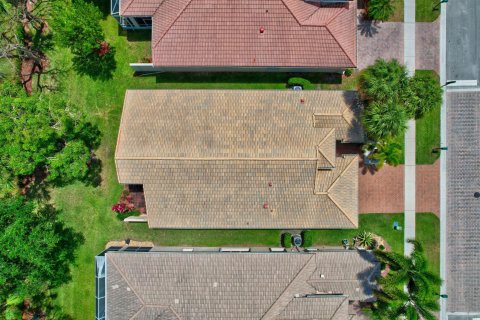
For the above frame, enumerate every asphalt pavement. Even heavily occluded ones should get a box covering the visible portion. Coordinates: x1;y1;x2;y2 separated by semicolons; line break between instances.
446;0;480;85
446;91;480;318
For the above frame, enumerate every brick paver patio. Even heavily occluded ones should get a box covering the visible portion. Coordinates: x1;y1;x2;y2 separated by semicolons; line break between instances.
358;161;439;214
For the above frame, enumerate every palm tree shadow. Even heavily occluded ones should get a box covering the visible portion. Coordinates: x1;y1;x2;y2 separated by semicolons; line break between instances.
358;13;381;38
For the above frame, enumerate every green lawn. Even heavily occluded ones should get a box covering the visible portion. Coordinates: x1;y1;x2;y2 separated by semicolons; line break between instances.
390;0;405;22
416;213;440;289
416;0;441;22
311;213;405;253
416;70;441;165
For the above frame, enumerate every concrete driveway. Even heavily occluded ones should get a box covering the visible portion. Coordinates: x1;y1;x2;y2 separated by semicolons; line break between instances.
357;15;404;69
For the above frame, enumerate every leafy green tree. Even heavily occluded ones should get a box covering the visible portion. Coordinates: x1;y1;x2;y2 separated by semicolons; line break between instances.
359;59;410;103
0;82;101;193
367;0;395;21
362;100;408;140
53;0;116;79
407;71;443;119
367;239;442;319
0;197;84;309
371;139;403;169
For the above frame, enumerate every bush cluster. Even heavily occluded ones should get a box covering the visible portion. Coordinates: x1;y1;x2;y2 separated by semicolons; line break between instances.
282;232;292;248
287;77;314;90
301;230;313;247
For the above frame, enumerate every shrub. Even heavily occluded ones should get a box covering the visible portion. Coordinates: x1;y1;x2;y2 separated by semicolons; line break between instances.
371;139;403;170
359;59;410;103
356;230;374;248
112;203;127;213
116;210;141;221
367;0;395;21
282;232;292;248
287;77;314;90
301;230;313;247
362;100;408;140
344;68;353;77
407;71;442;119
379;244;385;251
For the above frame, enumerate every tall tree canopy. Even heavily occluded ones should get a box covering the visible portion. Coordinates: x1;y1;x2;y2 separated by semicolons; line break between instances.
53;0;116;79
0;82;100;194
407;71;443;119
0;196;84;305
367;239;442;319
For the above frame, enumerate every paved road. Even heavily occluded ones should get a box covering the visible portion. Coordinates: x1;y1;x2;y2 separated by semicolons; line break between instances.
446;91;480;318
446;0;480;84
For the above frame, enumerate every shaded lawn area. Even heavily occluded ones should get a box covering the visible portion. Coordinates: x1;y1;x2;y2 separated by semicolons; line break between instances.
416;0;441;22
416;213;440;291
416;70;440;164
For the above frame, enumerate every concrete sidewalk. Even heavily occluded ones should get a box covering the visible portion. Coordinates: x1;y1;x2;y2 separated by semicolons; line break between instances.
403;0;416;256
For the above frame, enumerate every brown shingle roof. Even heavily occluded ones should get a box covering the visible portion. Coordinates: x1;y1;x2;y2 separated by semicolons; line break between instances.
120;0;357;68
105;250;379;320
115;90;363;229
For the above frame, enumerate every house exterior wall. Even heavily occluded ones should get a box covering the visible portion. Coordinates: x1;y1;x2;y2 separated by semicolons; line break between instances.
130;63;346;74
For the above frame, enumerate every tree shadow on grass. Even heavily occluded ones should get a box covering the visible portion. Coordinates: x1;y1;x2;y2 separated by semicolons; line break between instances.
151;72;342;87
82;157;103;188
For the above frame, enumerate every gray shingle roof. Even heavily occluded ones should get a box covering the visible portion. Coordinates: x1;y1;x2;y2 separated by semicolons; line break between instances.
115;90;363;229
105;251;378;320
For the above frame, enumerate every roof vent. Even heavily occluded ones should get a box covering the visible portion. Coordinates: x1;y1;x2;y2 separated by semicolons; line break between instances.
259;27;265;33
300;98;305;103
263;203;269;209
320;274;325;279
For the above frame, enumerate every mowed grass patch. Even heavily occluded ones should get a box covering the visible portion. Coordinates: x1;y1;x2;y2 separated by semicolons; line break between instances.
389;0;404;22
416;0;441;22
416;70;441;164
311;213;405;254
416;213;440;290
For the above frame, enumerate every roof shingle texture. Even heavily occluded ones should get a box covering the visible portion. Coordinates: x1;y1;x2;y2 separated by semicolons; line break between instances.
105;251;379;320
120;0;357;68
115;90;362;229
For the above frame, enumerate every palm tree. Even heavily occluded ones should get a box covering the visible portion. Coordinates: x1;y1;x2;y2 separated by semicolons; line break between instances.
367;0;395;22
367;239;442;319
362;100;408;141
359;59;409;103
356;230;374;248
368;284;440;320
371;139;403;170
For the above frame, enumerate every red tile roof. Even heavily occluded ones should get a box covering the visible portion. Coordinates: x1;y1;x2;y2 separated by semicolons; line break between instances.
121;0;357;68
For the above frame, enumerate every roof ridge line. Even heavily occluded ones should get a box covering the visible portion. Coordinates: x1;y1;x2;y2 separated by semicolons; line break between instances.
327;193;356;227
325;24;356;67
316;129;336;167
116;157;320;161
108;255;146;306
152;0;195;49
324;6;356;67
324;5;346;26
129;305;145;320
326;156;357;193
261;255;316;319
279;0;305;26
330;296;349;319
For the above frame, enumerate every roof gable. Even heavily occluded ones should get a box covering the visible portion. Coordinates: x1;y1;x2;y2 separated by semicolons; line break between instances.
105;251;378;320
121;0;357;68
